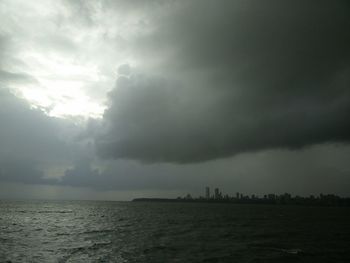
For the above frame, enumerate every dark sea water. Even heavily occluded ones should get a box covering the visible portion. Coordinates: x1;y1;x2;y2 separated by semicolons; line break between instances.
0;200;350;262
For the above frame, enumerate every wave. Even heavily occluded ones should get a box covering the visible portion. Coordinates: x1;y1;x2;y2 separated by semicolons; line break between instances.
38;210;73;214
81;229;115;235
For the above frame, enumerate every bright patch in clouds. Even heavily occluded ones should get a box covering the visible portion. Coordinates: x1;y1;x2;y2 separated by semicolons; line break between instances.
18;51;105;118
16;54;106;118
0;0;146;119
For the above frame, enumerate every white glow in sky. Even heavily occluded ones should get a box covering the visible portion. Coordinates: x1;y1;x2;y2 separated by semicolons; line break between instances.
17;51;106;118
0;0;147;118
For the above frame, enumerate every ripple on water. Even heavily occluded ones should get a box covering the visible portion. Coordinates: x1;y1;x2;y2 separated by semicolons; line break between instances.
1;201;350;262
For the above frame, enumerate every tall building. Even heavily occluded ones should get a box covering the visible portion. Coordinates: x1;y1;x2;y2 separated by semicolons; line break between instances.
214;188;221;199
205;187;210;199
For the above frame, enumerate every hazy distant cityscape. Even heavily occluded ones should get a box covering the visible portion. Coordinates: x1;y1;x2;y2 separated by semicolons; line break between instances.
133;187;350;207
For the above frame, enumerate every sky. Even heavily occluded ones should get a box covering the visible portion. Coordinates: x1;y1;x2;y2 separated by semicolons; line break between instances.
0;0;349;200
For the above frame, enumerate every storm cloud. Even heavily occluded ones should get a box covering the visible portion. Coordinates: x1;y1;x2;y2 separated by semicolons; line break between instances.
0;0;350;199
97;0;350;163
0;89;83;185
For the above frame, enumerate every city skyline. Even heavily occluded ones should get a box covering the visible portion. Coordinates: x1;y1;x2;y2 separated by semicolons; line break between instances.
134;186;350;207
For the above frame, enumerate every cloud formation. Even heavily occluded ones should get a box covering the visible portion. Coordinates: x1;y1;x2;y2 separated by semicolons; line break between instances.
97;1;350;163
0;89;84;184
0;1;350;199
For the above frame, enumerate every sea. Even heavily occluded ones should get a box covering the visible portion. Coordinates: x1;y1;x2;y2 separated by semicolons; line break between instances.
0;200;349;262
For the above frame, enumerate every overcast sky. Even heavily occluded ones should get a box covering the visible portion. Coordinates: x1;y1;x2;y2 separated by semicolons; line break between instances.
0;0;349;200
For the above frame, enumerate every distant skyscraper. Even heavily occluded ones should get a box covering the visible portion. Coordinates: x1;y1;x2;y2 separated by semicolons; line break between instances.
205;187;210;199
214;188;220;199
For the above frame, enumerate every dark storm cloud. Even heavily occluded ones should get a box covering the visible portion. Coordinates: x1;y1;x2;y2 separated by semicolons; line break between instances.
59;159;101;187
0;89;69;160
1;0;350;198
59;158;193;191
45;144;350;196
0;158;55;185
97;0;350;163
0;89;81;184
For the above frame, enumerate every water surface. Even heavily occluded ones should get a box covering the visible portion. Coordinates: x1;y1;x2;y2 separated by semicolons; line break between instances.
1;200;349;262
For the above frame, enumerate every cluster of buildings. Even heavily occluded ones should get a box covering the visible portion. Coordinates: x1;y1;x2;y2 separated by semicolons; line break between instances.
179;187;350;206
202;187;289;201
133;187;349;207
205;186;223;200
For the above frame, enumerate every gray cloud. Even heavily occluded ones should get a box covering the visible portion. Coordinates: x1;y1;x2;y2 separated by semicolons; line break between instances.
0;70;37;85
97;1;350;163
35;144;350;197
0;89;349;197
0;0;350;199
0;88;86;185
0;89;70;160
